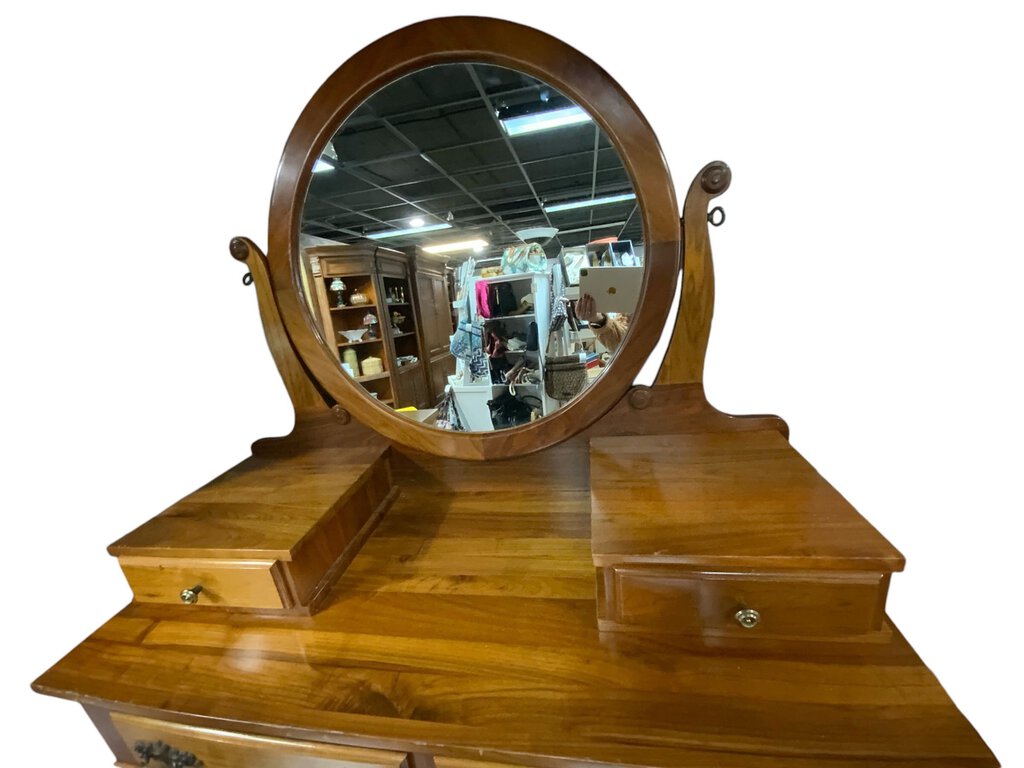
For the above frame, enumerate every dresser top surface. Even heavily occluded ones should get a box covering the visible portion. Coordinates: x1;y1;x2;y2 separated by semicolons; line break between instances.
107;441;389;560
591;430;906;571
35;440;993;767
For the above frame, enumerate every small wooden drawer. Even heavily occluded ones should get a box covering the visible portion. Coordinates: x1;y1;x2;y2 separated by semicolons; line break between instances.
110;449;397;614
118;556;289;610
599;566;890;638
111;712;408;768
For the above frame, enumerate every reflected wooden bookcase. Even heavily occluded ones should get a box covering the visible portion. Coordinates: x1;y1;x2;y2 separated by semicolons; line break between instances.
305;243;429;409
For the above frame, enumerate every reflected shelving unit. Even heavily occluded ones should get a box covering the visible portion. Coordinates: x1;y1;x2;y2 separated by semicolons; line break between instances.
305;244;429;409
449;269;555;430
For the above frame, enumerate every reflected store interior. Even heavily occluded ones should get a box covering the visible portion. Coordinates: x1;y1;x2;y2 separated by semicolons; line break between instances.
299;63;644;431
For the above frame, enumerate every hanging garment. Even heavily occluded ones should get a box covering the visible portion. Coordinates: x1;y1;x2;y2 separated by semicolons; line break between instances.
476;280;492;319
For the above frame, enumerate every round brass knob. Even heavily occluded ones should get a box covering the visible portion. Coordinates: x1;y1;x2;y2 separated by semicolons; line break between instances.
179;585;203;605
735;608;760;629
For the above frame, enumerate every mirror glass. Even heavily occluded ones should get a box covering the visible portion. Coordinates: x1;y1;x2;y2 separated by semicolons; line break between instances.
298;63;644;431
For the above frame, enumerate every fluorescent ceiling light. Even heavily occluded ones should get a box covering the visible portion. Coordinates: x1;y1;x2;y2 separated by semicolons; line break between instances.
366;222;452;240
557;221;626;235
409;217;425;227
312;159;334;173
423;239;489;254
544;192;636;213
501;105;591;136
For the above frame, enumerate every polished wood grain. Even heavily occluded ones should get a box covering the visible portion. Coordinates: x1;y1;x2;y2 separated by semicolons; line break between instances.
118;555;289;610
656;162;730;386
602;566;891;638
109;439;395;612
112;712;409;768
590;430;904;570
585;382;788;439
108;442;390;559
34;437;996;767
590;430;904;637
265;17;681;460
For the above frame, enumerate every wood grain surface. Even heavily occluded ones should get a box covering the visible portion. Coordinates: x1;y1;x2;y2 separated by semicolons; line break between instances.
656;162;730;386
108;441;390;560
34;436;996;767
591;430;905;571
112;711;409;768
117;556;288;610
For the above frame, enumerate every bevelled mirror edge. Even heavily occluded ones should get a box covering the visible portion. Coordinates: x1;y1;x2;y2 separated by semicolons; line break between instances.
266;17;680;460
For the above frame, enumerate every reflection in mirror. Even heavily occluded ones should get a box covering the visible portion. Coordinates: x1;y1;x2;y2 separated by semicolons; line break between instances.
299;63;643;431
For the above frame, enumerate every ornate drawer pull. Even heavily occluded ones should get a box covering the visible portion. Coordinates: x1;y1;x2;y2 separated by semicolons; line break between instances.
735;608;761;629
179;585;203;605
134;739;204;767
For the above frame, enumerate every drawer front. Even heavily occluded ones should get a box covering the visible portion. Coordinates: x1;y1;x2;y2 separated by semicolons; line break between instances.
605;567;889;637
118;556;288;610
111;712;408;768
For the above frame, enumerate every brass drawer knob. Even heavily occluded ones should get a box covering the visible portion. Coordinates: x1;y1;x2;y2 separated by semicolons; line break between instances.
179;585;203;605
735;608;761;629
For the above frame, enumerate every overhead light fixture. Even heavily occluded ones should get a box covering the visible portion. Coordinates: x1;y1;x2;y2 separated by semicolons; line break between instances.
312;159;334;173
423;239;489;254
500;105;592;136
544;192;636;213
366;222;452;240
556;221;626;235
515;226;558;241
409;217;425;227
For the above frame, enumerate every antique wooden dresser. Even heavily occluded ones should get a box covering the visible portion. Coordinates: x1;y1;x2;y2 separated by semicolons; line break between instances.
33;17;998;768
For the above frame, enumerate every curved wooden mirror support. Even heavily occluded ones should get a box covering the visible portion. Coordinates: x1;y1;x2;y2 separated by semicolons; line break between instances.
228;17;791;460
270;18;685;460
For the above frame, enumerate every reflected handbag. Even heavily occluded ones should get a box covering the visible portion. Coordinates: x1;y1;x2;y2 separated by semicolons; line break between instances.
450;320;479;361
544;351;587;401
488;391;542;429
488;282;517;316
544;326;586;401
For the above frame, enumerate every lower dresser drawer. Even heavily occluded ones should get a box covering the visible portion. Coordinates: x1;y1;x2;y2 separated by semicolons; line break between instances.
111;712;409;768
600;566;890;637
117;556;289;610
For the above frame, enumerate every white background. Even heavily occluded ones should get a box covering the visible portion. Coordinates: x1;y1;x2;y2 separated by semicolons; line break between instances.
3;2;1021;765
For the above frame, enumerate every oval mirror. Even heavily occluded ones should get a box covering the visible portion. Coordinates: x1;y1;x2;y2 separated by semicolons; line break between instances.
298;63;644;431
268;18;680;460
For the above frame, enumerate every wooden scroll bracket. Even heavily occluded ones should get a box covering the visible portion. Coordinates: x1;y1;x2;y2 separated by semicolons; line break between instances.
656;160;729;386
229;237;370;453
593;161;789;439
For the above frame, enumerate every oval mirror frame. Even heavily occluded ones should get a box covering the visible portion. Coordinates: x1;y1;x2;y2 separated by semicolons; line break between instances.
268;16;680;460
